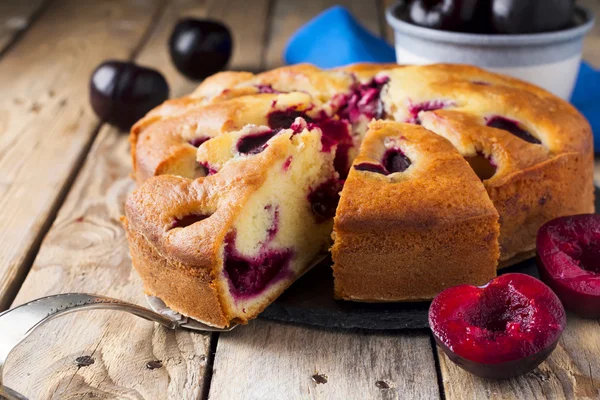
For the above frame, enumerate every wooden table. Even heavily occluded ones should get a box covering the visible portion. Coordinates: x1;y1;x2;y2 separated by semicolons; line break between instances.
1;1;599;398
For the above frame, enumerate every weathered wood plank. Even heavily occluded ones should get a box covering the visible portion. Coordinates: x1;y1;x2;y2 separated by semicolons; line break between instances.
442;159;600;399
5;128;213;400
4;0;271;398
210;321;440;400
439;314;600;400
0;0;162;311
0;0;47;54
380;0;396;45
580;0;600;68
207;3;440;399
264;0;383;69
204;0;271;71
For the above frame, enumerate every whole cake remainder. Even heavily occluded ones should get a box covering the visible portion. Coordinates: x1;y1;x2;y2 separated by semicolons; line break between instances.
123;63;594;327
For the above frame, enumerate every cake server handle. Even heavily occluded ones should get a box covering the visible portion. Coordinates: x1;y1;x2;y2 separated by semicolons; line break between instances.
0;293;234;400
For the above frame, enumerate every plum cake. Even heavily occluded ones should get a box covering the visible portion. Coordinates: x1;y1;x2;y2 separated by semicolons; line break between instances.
331;120;499;301
124;121;339;327
125;63;594;325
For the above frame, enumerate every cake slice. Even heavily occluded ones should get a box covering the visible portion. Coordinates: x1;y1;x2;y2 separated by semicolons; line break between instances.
331;120;500;301
123;119;340;327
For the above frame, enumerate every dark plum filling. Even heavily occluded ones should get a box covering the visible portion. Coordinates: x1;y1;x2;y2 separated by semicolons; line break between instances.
487;116;541;145
199;161;218;175
264;204;280;242
336;76;389;124
354;148;411;176
354;163;388;174
267;109;354;177
407;99;455;124
189;136;211;148
333;142;352;180
465;153;497;180
237;130;277;154
384;148;411;173
307;179;342;223
309;118;353;178
430;273;566;379
256;84;281;94
282;156;293;171
170;213;210;229
224;232;293;299
268;109;312;130
537;214;600;318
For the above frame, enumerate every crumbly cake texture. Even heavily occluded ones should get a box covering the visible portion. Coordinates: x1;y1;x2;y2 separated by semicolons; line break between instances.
332;120;499;301
125;123;338;327
125;63;594;326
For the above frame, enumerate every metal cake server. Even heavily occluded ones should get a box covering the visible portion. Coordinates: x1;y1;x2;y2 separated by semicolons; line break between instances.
0;293;236;400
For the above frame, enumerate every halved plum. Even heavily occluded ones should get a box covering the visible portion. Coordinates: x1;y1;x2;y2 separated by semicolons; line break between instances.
537;214;600;318
429;273;566;379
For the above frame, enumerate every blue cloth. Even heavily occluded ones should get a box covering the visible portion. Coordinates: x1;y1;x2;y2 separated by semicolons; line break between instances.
284;6;396;67
284;6;600;151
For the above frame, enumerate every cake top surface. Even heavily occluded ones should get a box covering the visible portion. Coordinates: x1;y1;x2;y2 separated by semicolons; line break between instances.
130;63;592;188
334;120;499;232
126;123;332;268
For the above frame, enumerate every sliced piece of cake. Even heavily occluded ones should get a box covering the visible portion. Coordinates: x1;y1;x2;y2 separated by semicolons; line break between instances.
331;120;500;302
124;120;340;327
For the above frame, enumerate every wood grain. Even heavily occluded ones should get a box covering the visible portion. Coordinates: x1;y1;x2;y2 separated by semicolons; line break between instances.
4;0;272;398
439;314;600;400
210;321;440;400
5;128;212;400
580;0;600;68
0;0;162;311
438;4;600;397
203;0;271;71
207;4;441;399
264;0;383;69
380;0;396;44
0;0;47;54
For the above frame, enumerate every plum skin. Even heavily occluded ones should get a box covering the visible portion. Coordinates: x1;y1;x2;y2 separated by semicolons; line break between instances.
169;19;233;81
89;60;169;131
429;273;566;380
536;214;600;319
434;335;560;379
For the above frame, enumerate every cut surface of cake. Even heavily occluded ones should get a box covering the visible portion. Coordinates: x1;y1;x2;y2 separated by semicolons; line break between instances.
124;121;339;327
332;120;500;301
124;63;595;325
131;63;594;269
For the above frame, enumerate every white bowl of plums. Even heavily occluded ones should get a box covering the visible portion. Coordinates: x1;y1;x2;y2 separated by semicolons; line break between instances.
386;0;595;99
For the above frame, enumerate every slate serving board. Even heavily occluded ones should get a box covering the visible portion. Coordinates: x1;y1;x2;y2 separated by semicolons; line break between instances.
259;256;539;330
260;187;600;331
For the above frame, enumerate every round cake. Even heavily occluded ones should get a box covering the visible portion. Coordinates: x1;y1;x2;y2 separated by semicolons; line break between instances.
123;63;594;327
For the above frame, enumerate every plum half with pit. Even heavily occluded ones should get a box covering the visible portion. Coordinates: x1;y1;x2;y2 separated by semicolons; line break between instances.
429;273;566;379
537;214;600;318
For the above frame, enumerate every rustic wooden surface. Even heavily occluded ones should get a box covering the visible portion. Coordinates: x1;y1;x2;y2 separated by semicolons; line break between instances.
0;0;161;312
0;0;599;399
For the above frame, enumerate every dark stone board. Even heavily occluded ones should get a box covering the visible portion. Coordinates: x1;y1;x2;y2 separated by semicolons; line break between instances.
259;187;599;331
260;255;539;330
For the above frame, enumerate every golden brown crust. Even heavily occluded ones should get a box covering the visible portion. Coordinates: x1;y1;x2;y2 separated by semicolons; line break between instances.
332;121;500;301
123;217;229;327
125;62;594;318
125;126;336;327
